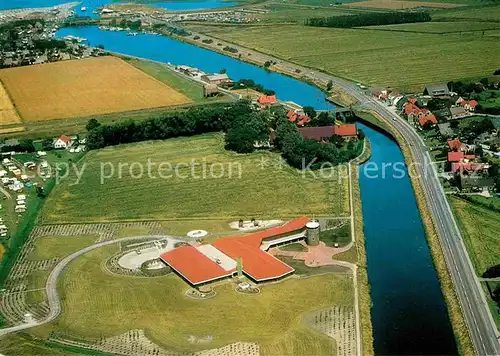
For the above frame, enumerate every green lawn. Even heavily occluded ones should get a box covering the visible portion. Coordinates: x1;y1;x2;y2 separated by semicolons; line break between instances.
281;242;308;251
433;4;500;21
124;58;206;102
39;245;352;354
29;235;98;261
482;281;500;331
449;196;500;276
363;21;500;33
186;22;500;90
320;224;351;247
40;133;349;224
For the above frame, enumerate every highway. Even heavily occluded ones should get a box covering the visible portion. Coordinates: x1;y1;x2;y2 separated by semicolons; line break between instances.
332;79;500;355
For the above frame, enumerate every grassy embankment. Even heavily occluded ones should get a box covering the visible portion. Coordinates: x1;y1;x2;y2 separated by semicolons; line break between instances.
40;132;349;224
182;15;500;91
357;110;475;355
30;243;353;355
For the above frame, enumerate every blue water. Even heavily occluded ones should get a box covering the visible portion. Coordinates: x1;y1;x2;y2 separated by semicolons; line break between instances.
0;0;236;16
54;26;456;354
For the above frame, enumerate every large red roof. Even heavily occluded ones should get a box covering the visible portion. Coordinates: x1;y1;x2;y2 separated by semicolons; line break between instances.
257;95;277;105
213;239;294;281
333;124;357;137
452;162;488;173
448;151;464;162
160;246;234;285
448;139;462;151
298;126;334;140
418;115;437;127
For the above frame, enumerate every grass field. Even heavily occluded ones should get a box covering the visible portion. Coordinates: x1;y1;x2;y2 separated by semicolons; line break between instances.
124;58;206;101
35;244;352;354
364;21;500;33
345;0;466;9
433;4;500;21
255;4;356;23
449;196;500;276
186;23;499;90
0;81;22;125
29;235;98;261
40;133;349;224
0;56;191;122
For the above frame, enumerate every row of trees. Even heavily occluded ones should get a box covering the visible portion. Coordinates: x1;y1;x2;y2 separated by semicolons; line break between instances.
86;101;254;150
0;139;35;153
305;11;431;28
232;79;275;96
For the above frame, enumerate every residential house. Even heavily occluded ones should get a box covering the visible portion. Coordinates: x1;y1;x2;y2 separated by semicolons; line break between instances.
333;124;357;138
418;114;438;128
448;138;464;152
404;100;430;123
257;95;277;107
449;106;468;120
53;135;73;149
460;100;478;112
448;151;464;162
423;83;450;98
287;110;310;127
201;73;233;86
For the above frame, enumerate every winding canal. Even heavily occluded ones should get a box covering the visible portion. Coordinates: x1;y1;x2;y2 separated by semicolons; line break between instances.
55;26;458;355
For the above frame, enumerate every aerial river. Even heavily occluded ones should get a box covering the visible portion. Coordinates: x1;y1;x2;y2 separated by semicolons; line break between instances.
55;27;458;355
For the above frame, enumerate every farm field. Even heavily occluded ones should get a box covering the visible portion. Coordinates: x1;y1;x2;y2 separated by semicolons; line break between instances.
255;4;356;23
0;56;191;122
433;4;500;21
36;244;352;354
0;81;21;125
345;0;466;9
40;133;349;224
363;21;500;33
188;23;500;90
449;196;500;276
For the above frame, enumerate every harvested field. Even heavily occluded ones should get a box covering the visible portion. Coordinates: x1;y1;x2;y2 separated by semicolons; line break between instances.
0;126;25;134
0;81;21;125
345;0;466;9
0;57;192;122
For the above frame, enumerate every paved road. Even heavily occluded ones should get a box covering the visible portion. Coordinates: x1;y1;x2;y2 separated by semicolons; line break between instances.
0;235;171;337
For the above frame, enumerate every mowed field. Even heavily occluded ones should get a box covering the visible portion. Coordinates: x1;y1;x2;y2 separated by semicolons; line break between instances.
190;22;500;90
40;133;349;224
449;196;500;276
0;81;21;125
345;0;466;9
0;56;191;122
37;244;352;354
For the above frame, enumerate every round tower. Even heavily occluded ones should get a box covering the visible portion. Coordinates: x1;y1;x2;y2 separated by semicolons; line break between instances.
305;220;320;246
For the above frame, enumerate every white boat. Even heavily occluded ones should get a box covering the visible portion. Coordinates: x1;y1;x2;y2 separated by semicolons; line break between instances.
126;32;138;36
81;6;87;11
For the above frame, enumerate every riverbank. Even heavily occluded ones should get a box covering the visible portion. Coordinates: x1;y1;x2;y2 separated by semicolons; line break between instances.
357;110;474;355
351;139;374;356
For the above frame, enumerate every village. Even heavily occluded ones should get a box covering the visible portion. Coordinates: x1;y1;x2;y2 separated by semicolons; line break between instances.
372;82;500;196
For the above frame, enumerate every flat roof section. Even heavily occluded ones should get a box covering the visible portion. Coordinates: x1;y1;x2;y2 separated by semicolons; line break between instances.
195;244;237;271
160;246;235;285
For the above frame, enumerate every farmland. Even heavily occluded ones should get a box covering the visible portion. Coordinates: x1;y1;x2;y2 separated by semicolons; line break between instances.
186;22;500;90
449;196;500;276
0;56;191;122
35;244;352;354
40;133;349;224
345;0;466;9
0;81;21;125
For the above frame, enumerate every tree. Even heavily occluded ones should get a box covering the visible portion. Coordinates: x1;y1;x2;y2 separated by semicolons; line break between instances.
326;80;333;91
225;113;268;153
264;61;271;68
86;118;101;131
219;68;227;74
41;138;54;151
303;106;317;120
36;186;45;198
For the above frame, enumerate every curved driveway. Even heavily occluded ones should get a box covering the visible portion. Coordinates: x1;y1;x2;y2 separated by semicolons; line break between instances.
0;235;171;337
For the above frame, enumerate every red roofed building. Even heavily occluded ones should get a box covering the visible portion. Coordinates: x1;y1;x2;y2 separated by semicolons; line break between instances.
333;124;357;138
461;100;478;112
452;162;489;173
418;115;438;127
287;110;310;127
448;151;465;162
160;246;235;285
54;135;73;149
464;154;476;161
448;139;463;151
298;126;334;141
160;217;310;285
257;95;277;106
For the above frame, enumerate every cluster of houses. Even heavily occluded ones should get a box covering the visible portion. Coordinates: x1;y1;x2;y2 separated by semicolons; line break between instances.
0;21;105;68
446;138;494;193
0;158;32;193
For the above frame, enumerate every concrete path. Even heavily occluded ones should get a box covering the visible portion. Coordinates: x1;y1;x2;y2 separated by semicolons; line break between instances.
0;234;172;337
